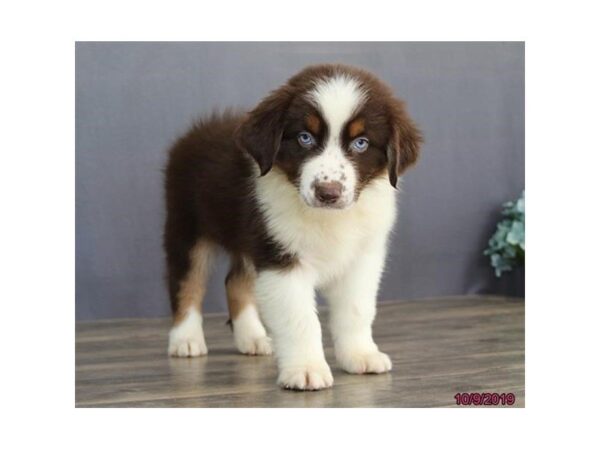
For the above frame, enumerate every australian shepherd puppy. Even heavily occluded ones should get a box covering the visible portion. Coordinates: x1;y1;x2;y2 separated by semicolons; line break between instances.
164;64;422;391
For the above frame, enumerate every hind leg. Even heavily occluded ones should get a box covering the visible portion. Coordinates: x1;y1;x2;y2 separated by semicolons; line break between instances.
167;239;215;357
226;257;272;356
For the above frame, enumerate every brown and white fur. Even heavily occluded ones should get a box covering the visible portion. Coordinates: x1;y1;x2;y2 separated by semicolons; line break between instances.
164;64;422;390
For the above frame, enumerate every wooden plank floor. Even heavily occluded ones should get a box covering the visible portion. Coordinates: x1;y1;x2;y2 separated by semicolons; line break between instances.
76;296;524;407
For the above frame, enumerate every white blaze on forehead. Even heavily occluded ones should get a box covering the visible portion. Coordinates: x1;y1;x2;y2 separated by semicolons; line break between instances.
298;74;366;209
307;75;366;140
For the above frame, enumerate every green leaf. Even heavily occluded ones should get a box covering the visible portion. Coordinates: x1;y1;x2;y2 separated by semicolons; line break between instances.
485;191;525;277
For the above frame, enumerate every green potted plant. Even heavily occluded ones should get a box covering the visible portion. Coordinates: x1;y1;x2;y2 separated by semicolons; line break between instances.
484;191;525;277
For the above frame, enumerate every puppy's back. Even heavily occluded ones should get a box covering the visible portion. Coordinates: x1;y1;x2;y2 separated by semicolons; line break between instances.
164;111;257;249
166;111;246;182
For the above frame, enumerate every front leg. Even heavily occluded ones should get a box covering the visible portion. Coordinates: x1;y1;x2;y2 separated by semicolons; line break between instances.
321;238;392;374
255;265;333;391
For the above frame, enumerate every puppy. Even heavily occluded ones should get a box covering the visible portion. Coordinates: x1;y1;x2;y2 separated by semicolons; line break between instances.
164;64;421;390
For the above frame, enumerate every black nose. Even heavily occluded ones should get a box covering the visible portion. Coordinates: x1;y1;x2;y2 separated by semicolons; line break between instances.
314;181;342;204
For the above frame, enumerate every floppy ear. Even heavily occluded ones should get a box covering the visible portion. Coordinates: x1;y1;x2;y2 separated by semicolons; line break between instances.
386;99;423;187
235;86;294;176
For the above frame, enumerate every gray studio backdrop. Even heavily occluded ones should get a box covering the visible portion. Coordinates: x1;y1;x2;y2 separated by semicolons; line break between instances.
76;42;524;321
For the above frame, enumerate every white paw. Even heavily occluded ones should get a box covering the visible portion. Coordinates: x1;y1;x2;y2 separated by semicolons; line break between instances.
338;351;392;374
235;334;273;356
168;337;208;357
277;363;334;391
168;310;207;357
232;305;272;356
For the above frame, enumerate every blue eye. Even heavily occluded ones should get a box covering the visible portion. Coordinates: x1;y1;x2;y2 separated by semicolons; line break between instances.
350;137;369;153
297;131;315;148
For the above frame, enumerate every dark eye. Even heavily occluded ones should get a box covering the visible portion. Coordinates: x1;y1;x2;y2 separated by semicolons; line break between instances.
350;137;369;153
297;131;315;148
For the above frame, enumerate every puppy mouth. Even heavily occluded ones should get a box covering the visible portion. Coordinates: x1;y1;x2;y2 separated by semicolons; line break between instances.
301;194;353;210
311;200;347;210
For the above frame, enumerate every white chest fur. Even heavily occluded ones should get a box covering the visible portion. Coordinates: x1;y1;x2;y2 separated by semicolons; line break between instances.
255;169;397;285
